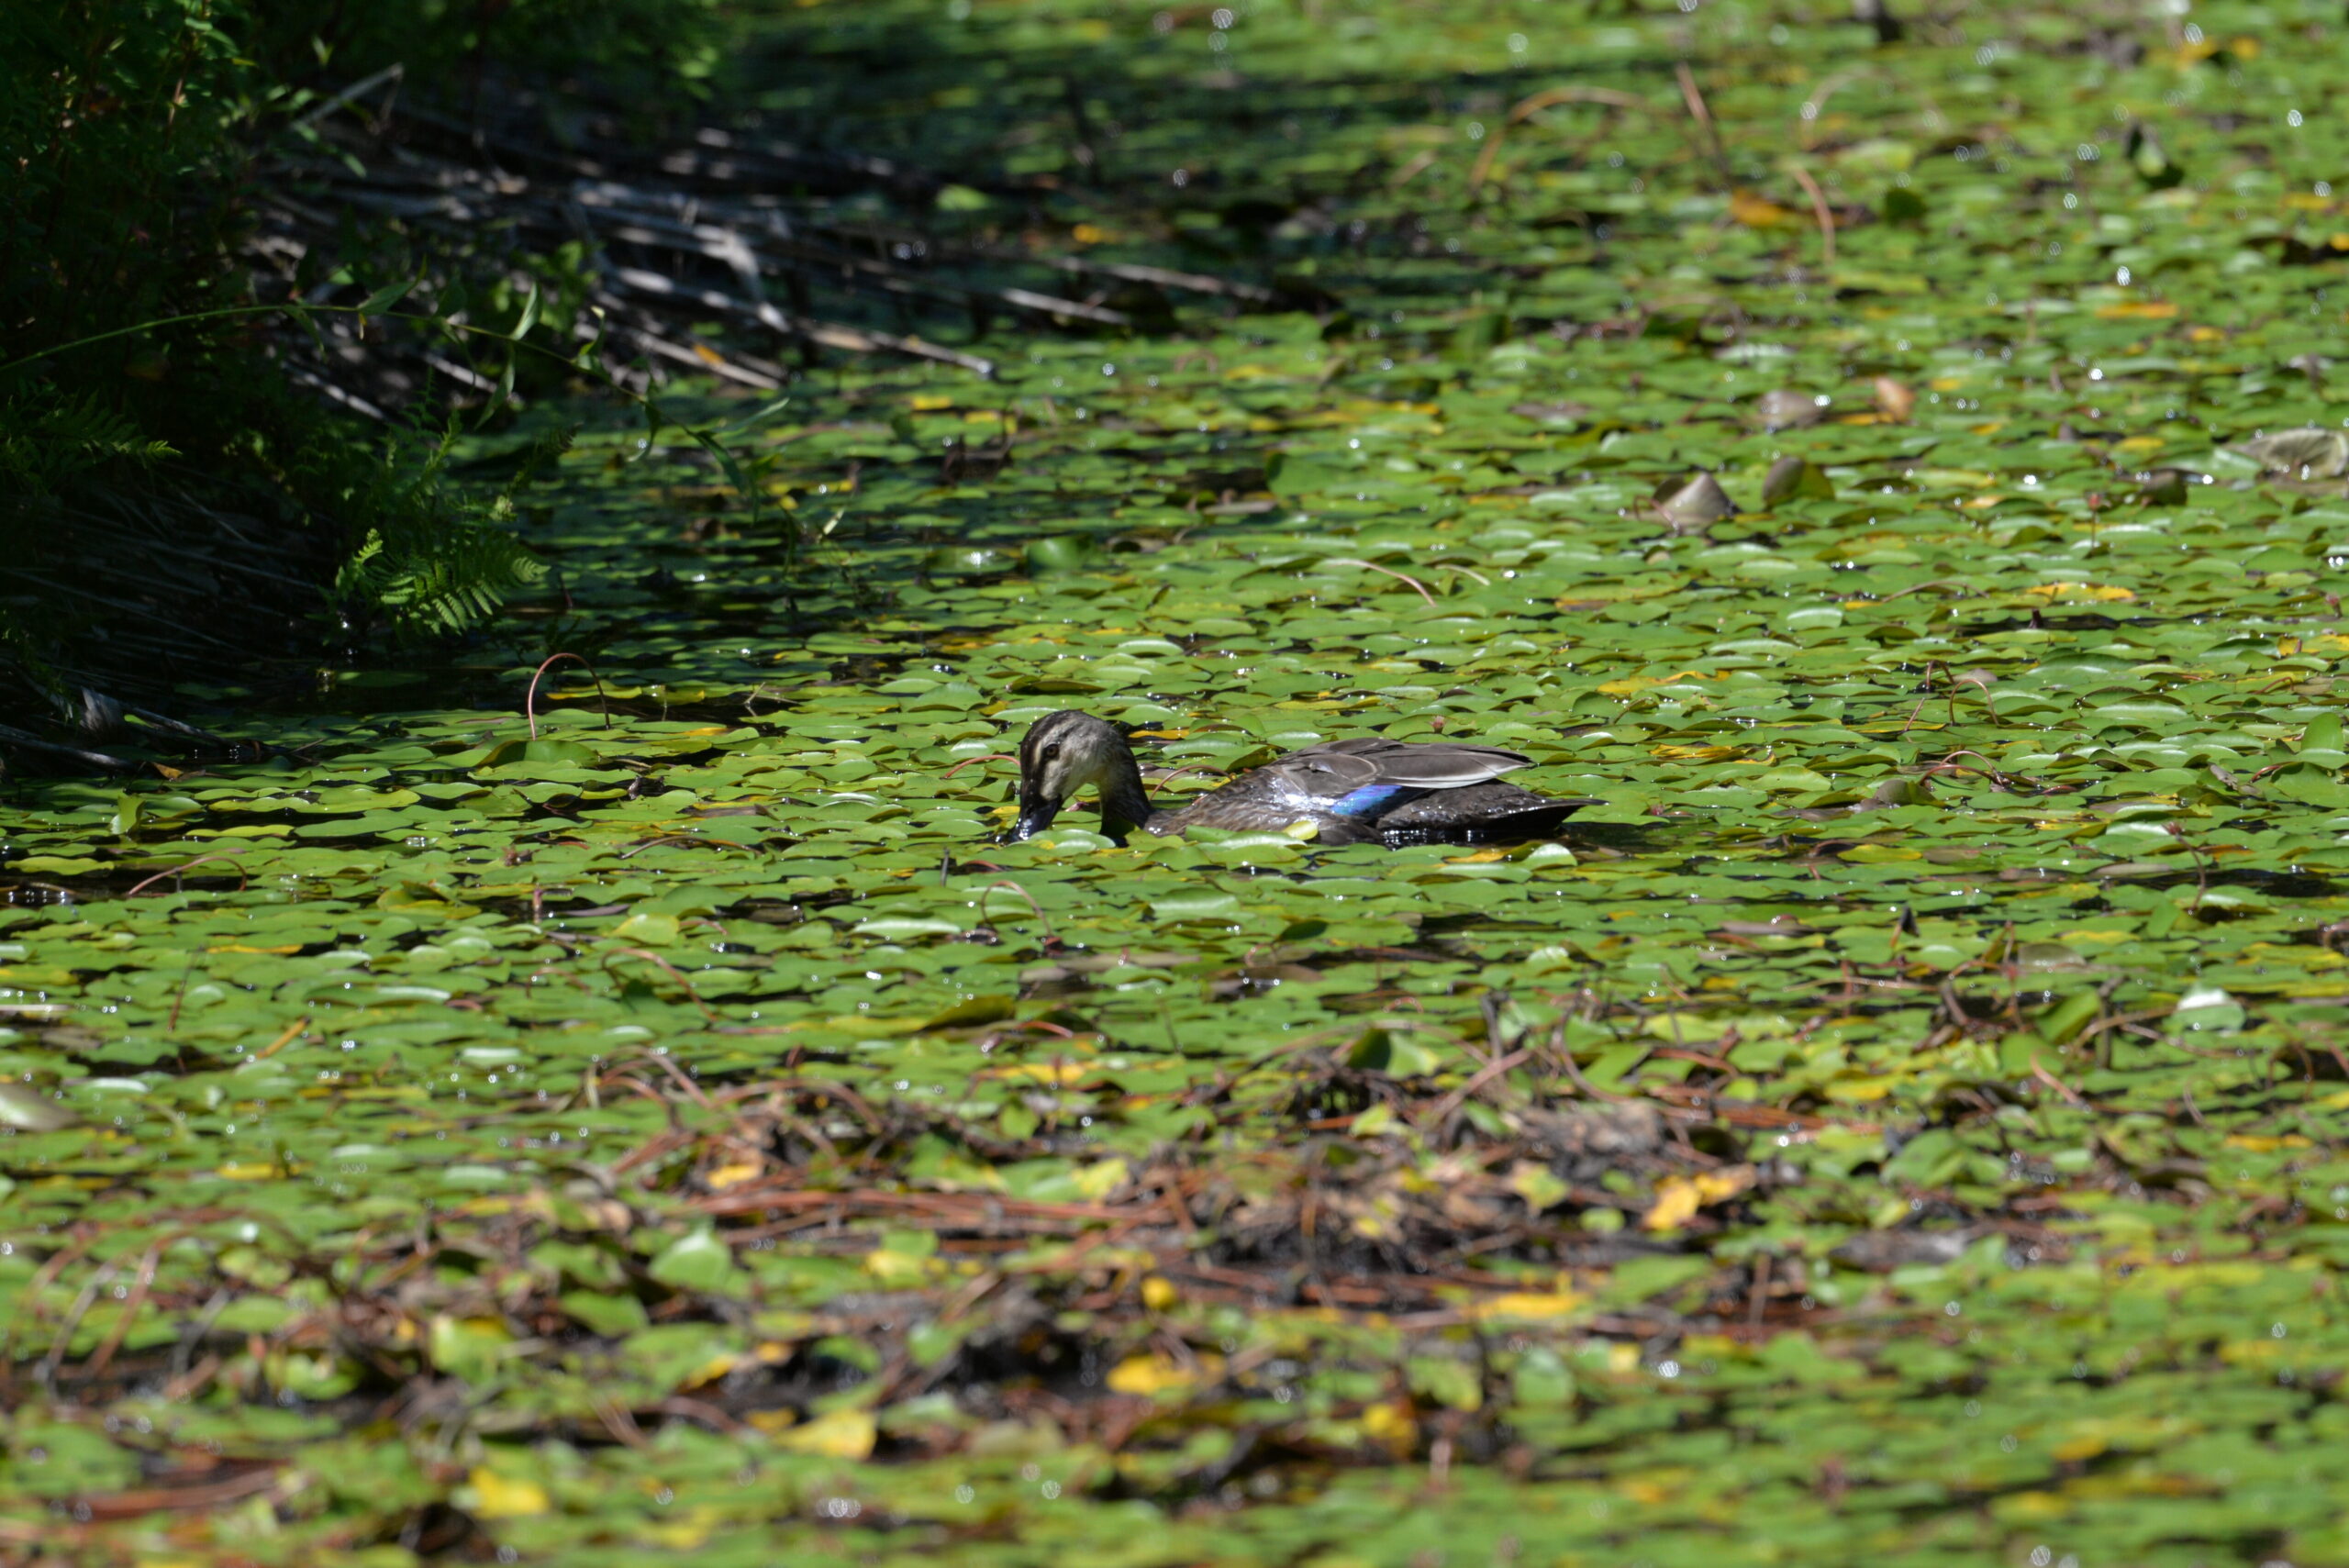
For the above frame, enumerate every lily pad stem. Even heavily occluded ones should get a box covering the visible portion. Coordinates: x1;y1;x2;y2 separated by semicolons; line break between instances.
1787;163;1837;266
1322;559;1435;606
526;652;613;740
124;854;249;897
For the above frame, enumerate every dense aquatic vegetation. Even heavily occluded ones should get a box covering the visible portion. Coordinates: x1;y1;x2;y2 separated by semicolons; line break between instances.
14;0;2349;1562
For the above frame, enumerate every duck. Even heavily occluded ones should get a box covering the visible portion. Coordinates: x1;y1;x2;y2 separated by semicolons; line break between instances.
1008;710;1595;845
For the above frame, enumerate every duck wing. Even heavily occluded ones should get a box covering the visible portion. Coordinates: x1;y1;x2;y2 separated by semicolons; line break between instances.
1375;781;1598;837
1264;736;1533;797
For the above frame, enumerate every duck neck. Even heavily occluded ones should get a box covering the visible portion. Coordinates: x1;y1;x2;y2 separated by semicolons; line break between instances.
1096;745;1157;840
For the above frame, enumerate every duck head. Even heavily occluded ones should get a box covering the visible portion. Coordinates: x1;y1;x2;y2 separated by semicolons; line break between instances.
1011;710;1136;840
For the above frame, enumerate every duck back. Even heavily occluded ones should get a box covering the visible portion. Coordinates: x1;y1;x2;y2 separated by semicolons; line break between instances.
1147;734;1586;843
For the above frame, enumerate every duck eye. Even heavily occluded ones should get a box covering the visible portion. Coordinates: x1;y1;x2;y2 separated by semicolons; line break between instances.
1040;743;1061;762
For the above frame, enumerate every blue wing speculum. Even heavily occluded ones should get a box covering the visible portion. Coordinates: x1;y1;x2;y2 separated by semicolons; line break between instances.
1324;783;1425;820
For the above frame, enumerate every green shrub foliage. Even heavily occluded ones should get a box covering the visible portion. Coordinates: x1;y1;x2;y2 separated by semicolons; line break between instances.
0;0;708;712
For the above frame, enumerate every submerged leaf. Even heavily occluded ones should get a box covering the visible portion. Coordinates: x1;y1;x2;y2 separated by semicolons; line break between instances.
0;1084;73;1131
1760;455;1834;506
2237;428;2349;480
1751;389;1825;430
1660;471;1739;531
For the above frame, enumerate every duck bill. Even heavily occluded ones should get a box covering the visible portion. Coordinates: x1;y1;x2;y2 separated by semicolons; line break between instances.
1010;793;1063;840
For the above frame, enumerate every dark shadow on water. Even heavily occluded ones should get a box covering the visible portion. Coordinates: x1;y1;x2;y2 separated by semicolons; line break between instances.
15;3;1684;771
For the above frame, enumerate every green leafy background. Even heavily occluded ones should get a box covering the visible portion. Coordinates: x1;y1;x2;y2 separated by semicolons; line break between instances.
12;0;2349;1563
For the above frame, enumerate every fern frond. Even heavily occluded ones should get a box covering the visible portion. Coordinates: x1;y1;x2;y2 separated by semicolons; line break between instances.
339;517;547;635
0;393;178;494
